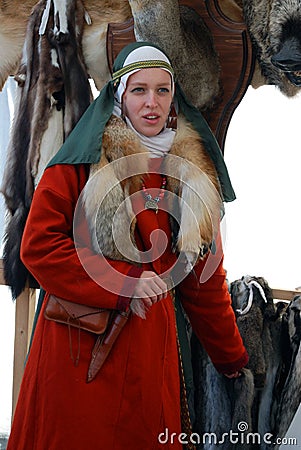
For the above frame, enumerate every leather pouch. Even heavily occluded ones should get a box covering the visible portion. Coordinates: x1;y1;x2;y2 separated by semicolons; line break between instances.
44;294;111;334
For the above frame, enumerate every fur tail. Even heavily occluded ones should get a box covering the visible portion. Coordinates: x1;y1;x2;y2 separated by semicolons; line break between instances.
3;205;31;299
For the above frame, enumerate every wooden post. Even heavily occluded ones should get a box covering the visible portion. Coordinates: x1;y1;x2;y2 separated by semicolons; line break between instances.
0;259;5;285
12;287;36;417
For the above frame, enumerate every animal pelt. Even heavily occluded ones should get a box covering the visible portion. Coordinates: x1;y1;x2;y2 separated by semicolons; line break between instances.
191;275;300;449
129;0;221;111
82;115;223;269
191;333;255;450
272;295;301;443
0;0;133;92
241;0;301;97
230;276;277;388
230;276;301;449
0;0;222;110
0;0;37;91
2;0;301;101
0;0;224;111
230;276;284;449
1;0;92;298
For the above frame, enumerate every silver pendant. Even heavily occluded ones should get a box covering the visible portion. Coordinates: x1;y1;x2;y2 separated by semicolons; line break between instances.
145;199;159;213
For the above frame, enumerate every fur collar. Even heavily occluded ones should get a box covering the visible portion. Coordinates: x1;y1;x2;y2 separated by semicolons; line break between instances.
83;115;223;268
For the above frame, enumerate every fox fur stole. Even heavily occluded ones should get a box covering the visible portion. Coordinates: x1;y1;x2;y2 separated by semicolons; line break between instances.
82;115;223;268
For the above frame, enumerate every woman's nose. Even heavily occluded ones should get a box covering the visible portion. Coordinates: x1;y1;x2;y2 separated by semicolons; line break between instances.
145;91;157;107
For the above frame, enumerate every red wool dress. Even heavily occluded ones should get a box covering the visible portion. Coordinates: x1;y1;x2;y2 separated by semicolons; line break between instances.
7;164;248;450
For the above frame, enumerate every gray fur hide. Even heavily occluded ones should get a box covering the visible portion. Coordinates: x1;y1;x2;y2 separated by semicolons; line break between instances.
191;275;301;450
192;334;255;450
273;295;301;440
241;0;301;97
129;0;221;111
1;0;92;298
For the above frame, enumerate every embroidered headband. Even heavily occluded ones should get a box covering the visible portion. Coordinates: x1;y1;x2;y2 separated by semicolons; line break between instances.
112;60;174;82
113;45;175;104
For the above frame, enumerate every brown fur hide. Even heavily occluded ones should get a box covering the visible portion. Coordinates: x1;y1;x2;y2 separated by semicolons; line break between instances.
0;0;132;92
1;0;92;298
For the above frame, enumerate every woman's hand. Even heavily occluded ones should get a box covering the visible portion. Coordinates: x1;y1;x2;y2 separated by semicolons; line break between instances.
130;271;168;318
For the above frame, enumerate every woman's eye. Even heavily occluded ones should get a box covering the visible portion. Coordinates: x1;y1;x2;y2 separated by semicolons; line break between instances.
129;86;170;94
158;87;170;93
131;87;144;93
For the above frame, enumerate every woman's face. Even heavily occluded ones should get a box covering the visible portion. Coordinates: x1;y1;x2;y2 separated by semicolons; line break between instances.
122;68;173;137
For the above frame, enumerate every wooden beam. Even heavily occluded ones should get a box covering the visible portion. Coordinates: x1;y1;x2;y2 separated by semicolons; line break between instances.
0;258;5;285
272;288;301;302
12;287;36;417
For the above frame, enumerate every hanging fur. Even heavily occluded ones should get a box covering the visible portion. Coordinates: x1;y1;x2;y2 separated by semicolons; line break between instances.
192;333;255;450
1;0;92;298
191;275;300;449
272;295;301;442
230;276;301;449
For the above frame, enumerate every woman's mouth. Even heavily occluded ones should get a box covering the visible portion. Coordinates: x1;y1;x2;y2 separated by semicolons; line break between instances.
143;114;160;121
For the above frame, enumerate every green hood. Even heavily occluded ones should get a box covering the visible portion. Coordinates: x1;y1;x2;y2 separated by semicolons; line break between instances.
48;41;235;202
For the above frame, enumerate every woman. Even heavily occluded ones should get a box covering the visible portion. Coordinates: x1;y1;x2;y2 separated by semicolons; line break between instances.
8;42;248;450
